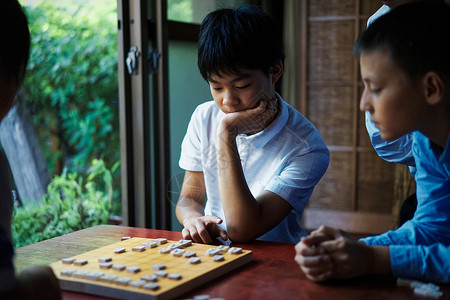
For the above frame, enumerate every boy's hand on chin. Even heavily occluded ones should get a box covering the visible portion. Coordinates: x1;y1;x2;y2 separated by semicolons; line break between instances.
221;97;278;136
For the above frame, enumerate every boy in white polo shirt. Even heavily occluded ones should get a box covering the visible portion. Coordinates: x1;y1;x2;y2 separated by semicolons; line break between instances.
176;5;329;244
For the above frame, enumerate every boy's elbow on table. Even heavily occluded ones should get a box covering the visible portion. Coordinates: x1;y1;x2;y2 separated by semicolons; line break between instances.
226;224;258;243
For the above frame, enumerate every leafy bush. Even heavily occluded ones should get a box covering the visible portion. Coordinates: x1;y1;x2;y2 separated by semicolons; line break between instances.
12;159;121;248
11;1;122;245
22;0;119;173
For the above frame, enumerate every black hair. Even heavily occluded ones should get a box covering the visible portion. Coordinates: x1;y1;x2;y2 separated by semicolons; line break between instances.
0;0;31;85
198;5;284;81
353;0;450;81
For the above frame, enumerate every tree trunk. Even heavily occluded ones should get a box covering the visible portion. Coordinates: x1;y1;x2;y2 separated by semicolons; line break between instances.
0;102;50;204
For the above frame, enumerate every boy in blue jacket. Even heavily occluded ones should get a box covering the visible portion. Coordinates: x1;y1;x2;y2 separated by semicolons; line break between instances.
295;0;450;283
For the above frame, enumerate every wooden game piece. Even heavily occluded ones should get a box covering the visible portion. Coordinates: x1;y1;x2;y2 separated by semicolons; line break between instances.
129;280;146;288
141;274;158;282
205;248;221;256
211;255;224;262
113;247;126;254
85;271;105;281
397;277;414;286
115;276;132;286
411;280;426;288
99;262;113;269
151;264;166;271
413;287;443;299
154;270;168;278
158;247;171;254
153;238;167;245
171;239;192;249
112;264;126;271
98;256;112;263
121;236;131;241
397;277;443;299
99;274;118;283
142;241;158;248
132;245;145;252
170;249;185;257
193;295;211;300
188;257;201;264
73;259;88;266
62;257;76;264
228;247;242;254
411;281;440;291
168;273;182;280
126;266;141;274
60;269;76;277
217;245;229;253
72;270;89;279
183;251;196;258
168;243;182;250
424;283;440;291
178;239;192;247
143;282;160;291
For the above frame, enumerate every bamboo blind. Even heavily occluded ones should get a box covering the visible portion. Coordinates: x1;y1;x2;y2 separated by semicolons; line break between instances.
298;0;405;235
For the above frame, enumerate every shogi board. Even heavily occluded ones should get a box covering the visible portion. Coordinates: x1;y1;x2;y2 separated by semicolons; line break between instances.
50;237;252;300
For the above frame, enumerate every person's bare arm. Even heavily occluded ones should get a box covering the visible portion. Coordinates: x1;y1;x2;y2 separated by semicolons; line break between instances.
216;101;292;242
176;170;227;244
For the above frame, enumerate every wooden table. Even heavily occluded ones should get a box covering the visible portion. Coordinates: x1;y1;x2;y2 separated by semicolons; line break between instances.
15;225;450;300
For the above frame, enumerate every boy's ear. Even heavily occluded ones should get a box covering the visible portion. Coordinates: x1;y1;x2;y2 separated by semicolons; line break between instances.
423;72;445;106
270;60;284;84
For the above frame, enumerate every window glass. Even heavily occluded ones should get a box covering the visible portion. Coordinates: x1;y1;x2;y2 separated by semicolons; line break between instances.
166;0;248;230
167;0;194;23
7;0;121;247
168;0;248;24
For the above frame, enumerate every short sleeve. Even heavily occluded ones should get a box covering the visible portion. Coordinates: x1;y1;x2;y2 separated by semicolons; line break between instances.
266;143;330;213
179;106;204;172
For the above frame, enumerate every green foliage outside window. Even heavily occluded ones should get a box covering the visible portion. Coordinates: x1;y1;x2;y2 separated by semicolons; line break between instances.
11;0;122;247
22;0;119;172
12;159;121;248
167;0;193;23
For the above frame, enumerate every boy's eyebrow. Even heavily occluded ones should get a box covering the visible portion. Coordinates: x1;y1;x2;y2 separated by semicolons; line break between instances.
208;73;252;84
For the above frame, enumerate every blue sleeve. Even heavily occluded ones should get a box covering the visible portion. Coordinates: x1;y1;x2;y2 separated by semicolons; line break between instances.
361;133;450;283
361;216;450;247
361;174;450;246
362;230;450;283
365;111;415;167
389;244;450;283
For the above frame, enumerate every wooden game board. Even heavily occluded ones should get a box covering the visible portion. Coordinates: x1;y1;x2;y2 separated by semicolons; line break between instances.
50;237;252;300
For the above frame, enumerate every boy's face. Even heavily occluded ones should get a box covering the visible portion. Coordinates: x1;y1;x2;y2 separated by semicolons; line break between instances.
359;49;427;141
208;68;277;114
